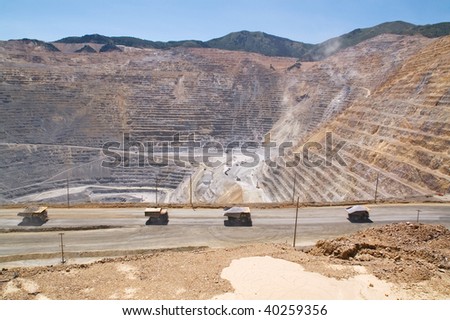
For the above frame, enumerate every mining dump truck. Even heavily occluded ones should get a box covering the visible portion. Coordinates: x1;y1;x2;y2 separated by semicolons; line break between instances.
223;206;252;227
145;207;169;225
18;206;49;226
346;205;370;223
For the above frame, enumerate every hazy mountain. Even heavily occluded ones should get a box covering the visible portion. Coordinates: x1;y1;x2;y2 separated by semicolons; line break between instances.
56;31;311;57
57;34;113;45
206;31;313;57
74;44;97;53
99;43;122;52
16;38;60;52
51;21;450;59
56;34;207;50
304;21;450;60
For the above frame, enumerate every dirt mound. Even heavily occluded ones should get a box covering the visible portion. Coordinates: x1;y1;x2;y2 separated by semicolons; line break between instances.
309;223;450;285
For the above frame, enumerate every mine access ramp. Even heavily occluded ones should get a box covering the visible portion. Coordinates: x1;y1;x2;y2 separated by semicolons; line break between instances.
144;207;169;225
223;206;252;227
18;206;49;226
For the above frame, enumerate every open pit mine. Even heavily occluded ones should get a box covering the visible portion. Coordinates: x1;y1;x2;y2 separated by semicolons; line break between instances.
0;34;449;205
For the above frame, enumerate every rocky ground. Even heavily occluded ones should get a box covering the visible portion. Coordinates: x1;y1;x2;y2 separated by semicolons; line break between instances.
308;223;450;298
0;223;448;300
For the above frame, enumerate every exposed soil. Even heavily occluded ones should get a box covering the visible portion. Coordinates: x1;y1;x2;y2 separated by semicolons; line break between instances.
308;223;450;298
1;223;448;300
309;223;449;279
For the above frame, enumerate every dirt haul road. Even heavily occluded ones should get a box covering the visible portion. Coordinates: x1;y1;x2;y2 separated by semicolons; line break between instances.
0;204;448;267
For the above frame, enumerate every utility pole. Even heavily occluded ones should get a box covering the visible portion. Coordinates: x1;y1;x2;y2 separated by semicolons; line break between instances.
59;233;66;264
374;172;380;203
155;175;158;206
416;209;421;223
292;173;297;204
293;197;300;247
66;176;70;209
189;174;193;208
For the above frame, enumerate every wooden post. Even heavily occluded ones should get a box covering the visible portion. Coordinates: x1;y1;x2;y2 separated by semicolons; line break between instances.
189;174;193;208
155;175;158;206
374;172;379;203
292;173;297;204
59;233;65;264
293;197;300;247
66;176;70;209
416;209;421;223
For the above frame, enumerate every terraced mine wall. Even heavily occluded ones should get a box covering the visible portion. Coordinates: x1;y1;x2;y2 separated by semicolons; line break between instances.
0;41;295;204
261;35;450;203
0;35;449;204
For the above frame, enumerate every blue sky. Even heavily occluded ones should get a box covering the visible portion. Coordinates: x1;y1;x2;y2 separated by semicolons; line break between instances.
0;0;449;43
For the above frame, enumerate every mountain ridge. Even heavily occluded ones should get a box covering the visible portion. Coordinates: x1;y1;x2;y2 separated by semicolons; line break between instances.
303;21;450;60
9;20;450;60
